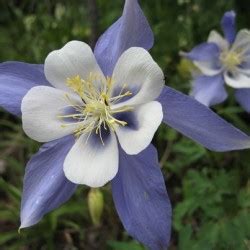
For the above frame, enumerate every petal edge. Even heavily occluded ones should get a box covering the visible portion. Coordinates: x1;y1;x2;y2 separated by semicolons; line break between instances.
20;136;77;228
94;0;154;75
112;145;172;249
0;62;49;116
158;86;250;152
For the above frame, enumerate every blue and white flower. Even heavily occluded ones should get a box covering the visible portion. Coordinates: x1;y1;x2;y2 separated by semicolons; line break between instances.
1;2;250;250
183;11;250;111
21;41;164;187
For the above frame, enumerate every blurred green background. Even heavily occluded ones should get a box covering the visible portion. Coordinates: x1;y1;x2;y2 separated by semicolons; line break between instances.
0;0;250;249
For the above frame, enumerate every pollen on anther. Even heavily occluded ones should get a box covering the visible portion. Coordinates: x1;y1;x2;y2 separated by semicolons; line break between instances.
59;73;134;142
66;75;84;96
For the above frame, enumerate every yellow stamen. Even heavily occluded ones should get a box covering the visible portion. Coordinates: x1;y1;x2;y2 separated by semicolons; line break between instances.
66;75;84;97
61;73;133;144
220;50;243;71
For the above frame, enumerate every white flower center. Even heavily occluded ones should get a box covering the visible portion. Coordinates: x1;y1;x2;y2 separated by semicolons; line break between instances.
58;73;133;144
220;49;243;71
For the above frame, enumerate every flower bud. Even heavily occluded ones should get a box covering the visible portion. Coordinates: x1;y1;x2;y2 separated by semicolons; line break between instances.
87;188;104;226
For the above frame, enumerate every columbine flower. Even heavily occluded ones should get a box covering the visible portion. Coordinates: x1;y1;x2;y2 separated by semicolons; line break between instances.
1;2;250;250
21;41;164;187
182;11;250;111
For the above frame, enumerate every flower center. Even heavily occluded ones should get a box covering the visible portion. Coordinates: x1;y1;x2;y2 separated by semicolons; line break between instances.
59;73;133;144
220;50;243;71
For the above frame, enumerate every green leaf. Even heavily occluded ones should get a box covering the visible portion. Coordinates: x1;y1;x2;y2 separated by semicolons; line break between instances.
0;231;18;245
108;241;145;250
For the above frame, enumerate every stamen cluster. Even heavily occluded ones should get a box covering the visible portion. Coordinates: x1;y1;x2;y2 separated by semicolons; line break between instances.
59;73;133;143
220;50;243;71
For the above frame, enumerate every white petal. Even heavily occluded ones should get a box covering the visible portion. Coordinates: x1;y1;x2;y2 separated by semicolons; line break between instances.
191;31;225;76
194;60;223;76
208;30;229;51
194;61;223;76
232;29;250;52
44;40;106;91
21;86;83;142
230;30;250;76
64;132;119;187
224;71;250;88
116;101;163;155
236;61;250;75
111;47;164;108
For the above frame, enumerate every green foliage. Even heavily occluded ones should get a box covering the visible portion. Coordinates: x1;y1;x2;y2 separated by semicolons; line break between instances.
108;241;145;250
0;0;250;249
175;169;250;250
